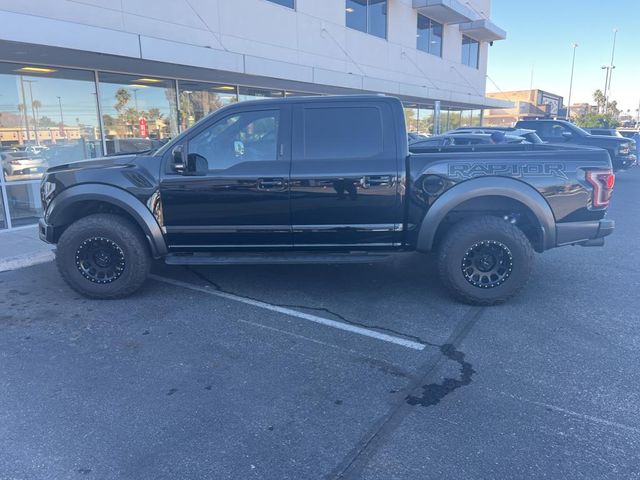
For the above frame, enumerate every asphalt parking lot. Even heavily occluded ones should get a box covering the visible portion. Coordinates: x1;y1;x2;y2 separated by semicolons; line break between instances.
1;169;640;480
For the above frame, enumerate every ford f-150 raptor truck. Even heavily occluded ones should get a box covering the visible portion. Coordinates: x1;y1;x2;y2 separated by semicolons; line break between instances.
39;95;615;305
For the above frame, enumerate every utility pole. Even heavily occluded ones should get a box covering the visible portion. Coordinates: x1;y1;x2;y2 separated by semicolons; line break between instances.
566;43;578;120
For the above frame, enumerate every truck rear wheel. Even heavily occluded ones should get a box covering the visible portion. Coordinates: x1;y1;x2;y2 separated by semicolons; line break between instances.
56;213;151;299
437;216;534;305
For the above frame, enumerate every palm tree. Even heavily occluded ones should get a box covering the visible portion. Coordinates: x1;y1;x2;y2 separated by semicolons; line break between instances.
114;88;131;114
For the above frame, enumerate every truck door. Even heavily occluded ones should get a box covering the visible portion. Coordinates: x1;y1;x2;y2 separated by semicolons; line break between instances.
290;100;401;248
159;105;292;249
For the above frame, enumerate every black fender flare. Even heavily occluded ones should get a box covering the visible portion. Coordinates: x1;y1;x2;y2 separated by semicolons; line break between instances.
46;184;167;258
416;176;556;252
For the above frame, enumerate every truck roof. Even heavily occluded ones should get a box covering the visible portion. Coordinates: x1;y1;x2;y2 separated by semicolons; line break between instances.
230;94;400;108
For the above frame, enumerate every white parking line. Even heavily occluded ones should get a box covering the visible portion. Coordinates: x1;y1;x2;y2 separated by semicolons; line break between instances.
149;274;426;351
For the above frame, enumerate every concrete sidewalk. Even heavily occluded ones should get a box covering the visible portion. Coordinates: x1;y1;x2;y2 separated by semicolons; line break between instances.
0;225;55;272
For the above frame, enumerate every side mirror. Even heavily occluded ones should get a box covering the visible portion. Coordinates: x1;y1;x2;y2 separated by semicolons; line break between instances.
562;131;573;141
184;153;208;176
172;145;185;173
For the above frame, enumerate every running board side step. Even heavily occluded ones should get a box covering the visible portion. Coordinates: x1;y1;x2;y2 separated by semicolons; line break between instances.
165;252;391;266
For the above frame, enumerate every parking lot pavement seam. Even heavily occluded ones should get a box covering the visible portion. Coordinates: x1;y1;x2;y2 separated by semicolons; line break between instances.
184;266;440;349
327;306;485;480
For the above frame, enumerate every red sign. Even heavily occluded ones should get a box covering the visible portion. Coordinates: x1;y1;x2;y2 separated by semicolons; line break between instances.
139;117;148;138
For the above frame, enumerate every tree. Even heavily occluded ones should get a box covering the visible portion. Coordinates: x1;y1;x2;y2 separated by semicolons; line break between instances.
574;111;619;129
114;88;131;114
593;90;606;114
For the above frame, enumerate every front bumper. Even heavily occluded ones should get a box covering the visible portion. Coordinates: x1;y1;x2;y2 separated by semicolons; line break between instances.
613;154;636;170
556;219;614;247
39;218;55;244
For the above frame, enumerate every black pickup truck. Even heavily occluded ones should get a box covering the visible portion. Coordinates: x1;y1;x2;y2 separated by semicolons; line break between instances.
39;95;615;305
516;119;636;171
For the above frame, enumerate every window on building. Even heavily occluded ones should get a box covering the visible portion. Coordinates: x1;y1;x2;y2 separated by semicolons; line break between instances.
346;0;387;39
238;87;284;102
0;62;103;228
98;72;178;155
178;81;237;131
302;106;383;160
417;14;443;57
418;107;434;135
266;0;294;8
448;110;462;130
404;105;419;134
188;110;280;171
461;35;480;69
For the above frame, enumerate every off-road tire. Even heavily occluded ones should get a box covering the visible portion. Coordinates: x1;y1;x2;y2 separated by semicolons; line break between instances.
56;213;151;299
437;216;534;306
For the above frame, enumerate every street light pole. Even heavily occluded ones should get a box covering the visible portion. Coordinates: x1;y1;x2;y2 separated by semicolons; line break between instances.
566;42;578;120
57;96;66;140
23;79;39;145
603;28;618;115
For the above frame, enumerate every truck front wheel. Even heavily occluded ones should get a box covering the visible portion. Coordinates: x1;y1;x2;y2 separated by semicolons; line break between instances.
56;213;151;299
437;216;534;305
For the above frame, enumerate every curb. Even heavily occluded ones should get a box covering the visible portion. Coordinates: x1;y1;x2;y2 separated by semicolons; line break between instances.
0;249;56;273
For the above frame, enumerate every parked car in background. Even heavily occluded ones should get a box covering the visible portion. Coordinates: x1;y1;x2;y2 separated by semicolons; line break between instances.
515;119;636;171
1;151;47;179
24;144;50;155
450;127;544;144
409;133;527;149
583;128;623;137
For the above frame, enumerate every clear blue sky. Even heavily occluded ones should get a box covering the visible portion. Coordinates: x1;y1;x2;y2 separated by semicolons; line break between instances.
487;0;640;113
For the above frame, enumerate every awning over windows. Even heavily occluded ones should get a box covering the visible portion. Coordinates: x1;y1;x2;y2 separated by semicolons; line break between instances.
412;0;477;24
459;19;507;42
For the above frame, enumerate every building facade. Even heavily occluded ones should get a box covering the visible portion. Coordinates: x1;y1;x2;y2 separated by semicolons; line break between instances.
0;0;507;231
483;89;564;126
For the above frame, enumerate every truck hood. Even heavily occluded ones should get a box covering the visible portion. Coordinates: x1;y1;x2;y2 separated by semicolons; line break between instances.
46;154;139;173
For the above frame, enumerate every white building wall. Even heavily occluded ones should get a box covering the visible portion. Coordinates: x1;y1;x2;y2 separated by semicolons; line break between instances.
0;0;501;106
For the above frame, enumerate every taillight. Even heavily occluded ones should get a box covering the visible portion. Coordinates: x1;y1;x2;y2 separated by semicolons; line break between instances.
585;169;615;208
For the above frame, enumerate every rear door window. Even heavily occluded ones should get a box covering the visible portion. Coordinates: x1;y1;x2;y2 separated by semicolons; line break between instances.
301;106;383;160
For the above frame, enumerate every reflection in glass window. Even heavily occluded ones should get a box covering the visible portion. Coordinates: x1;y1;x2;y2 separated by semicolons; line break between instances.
448;110;462;130
346;0;387;39
238;87;284;102
266;0;294;8
98;72;178;155
0;62;102;181
6;182;42;227
418;107;434;135
178;81;237;131
303;107;383;160
0;193;6;229
417;14;443;57
404;105;419;134
461;35;480;69
188;110;280;171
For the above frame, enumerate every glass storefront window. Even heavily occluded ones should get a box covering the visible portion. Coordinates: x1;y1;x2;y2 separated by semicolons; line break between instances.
0;63;102;182
6;182;42;227
238;87;284;102
178;81;237;131
448;110;462;130
98;72;178;155
0;192;7;229
472;109;482;126
404;105;419;134
418;107;434;135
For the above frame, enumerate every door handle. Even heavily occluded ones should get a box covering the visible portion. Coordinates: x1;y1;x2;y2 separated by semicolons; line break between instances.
362;175;394;188
257;178;287;191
